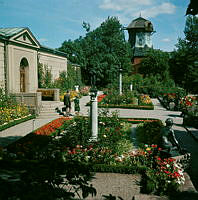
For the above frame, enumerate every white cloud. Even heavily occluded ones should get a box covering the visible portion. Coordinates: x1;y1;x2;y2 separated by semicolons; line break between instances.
100;0;151;11
99;0;176;19
140;2;176;18
162;38;171;42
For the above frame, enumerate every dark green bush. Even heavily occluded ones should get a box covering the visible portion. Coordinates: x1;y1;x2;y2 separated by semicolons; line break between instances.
136;120;164;146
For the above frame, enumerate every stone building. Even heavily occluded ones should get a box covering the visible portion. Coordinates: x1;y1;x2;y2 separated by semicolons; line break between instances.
126;16;154;73
0;27;67;113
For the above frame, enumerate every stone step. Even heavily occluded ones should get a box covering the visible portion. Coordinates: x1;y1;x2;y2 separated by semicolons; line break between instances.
41;101;63;107
41;104;63;108
40;110;60;114
37;113;62;119
38;101;65;118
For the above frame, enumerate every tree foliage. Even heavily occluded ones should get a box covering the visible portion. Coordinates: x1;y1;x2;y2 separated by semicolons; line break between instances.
53;63;83;93
169;15;198;93
186;0;198;15
59;17;132;87
139;49;171;81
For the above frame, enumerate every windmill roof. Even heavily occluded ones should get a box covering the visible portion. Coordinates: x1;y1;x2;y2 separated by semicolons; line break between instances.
127;17;154;32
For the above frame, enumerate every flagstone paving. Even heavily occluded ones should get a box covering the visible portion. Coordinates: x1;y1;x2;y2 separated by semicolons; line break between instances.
0;94;198;199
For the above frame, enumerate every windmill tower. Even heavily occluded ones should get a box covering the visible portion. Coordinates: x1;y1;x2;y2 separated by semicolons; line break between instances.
126;15;154;73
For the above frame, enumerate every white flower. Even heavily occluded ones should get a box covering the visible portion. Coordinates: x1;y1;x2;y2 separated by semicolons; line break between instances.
103;134;107;138
166;164;170;168
85;156;90;161
99;121;105;125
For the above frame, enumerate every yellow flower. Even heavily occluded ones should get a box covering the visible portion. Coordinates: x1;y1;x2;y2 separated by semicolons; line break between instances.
146;147;151;151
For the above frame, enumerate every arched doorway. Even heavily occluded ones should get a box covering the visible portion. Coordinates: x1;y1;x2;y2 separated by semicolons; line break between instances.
20;58;29;92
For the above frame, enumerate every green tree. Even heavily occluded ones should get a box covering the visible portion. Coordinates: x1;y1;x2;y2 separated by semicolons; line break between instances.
38;63;53;88
53;63;83;93
186;0;198;15
59;17;132;87
169;15;198;93
139;49;171;81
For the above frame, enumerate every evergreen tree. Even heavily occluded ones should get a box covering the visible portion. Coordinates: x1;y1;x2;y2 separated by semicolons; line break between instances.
169;15;198;93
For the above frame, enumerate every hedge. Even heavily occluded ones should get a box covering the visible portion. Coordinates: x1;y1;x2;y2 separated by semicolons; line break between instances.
86;103;154;110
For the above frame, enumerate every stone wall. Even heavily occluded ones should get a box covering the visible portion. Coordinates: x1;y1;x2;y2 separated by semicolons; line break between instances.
39;51;67;81
0;41;5;89
37;88;60;101
7;44;38;93
12;92;42;115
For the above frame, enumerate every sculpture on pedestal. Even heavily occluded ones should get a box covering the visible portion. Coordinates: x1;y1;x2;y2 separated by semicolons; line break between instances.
160;118;182;157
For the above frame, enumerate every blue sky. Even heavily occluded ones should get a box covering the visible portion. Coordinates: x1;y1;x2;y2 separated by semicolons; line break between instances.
0;0;189;52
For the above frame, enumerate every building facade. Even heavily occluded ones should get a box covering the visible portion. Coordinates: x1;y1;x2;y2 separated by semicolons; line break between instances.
0;27;67;93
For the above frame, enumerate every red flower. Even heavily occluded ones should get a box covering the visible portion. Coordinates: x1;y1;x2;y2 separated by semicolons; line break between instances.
97;94;107;102
34;117;71;135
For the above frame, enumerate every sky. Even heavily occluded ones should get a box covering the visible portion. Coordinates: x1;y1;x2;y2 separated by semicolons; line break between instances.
0;0;190;52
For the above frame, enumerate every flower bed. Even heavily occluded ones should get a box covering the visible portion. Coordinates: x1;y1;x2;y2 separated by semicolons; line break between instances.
5;117;72;157
87;94;154;110
98;104;154;110
34;116;71;135
121;118;160;124
60;90;80;102
0;114;35;132
139;145;185;195
1;113;188;197
0;104;30;126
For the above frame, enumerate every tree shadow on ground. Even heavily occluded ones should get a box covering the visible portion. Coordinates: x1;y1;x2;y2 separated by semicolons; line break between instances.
174;129;198;191
173;123;184;127
168;114;182;118
169;191;198;200
0;136;22;147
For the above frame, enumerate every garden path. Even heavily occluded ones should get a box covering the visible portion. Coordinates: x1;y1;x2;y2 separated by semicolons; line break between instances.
0;94;198;196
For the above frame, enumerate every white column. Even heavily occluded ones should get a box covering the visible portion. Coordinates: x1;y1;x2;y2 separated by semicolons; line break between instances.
130;84;133;91
90;95;98;141
75;85;79;92
119;72;122;95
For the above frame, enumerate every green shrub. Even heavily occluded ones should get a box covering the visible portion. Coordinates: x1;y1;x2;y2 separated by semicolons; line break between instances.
57;116;91;148
136;120;164;146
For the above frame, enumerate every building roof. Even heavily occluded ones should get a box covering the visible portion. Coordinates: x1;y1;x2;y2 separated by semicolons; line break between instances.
127;17;154;32
0;27;25;38
40;45;67;57
0;27;67;58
